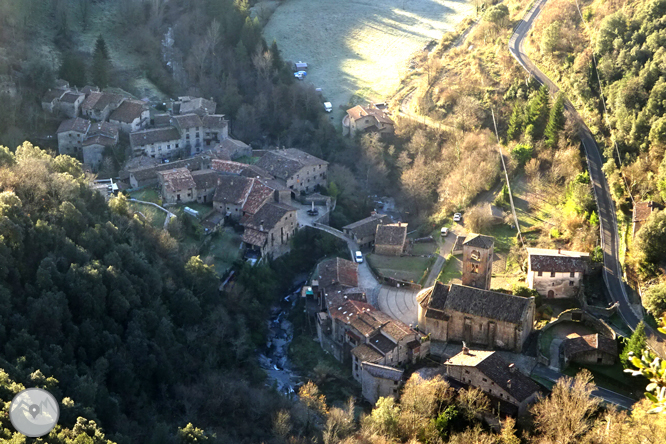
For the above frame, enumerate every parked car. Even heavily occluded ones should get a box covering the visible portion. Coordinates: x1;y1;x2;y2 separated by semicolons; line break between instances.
324;102;332;113
355;251;363;263
441;227;449;236
453;213;462;222
294;70;307;80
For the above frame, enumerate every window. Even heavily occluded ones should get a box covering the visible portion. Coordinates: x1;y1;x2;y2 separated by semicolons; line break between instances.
537;271;543;276
464;370;470;374
394;381;398;385
570;271;575;277
471;250;481;261
569;281;574;286
471;264;479;274
196;132;200;138
479;324;483;331
355;363;358;371
482;378;487;382
550;271;556;277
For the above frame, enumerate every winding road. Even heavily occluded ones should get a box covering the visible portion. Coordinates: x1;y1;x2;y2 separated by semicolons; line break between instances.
509;0;666;354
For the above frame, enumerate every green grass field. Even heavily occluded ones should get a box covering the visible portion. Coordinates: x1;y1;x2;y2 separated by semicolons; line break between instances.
367;253;431;283
128;201;166;229
202;229;243;276
129;188;161;204
437;255;461;284
411;241;437;256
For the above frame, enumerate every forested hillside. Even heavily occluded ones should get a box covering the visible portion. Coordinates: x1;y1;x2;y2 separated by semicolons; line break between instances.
525;0;666;294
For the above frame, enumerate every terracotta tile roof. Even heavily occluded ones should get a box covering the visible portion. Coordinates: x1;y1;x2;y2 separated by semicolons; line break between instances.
157;168;196;193
633;201;661;222
527;248;589;273
351;344;383;363
57;117;91;134
240;165;273;179
255;149;327;180
202;114;228;129
42;88;68;103
329;300;375;323
346;104;394;125
343;213;392;238
211;159;267;176
563;334;617;359
317;257;359;289
242;179;275;215
463;233;495;249
242;227;267;248
191;170;220;190
130;127;181;147
213;175;254;205
243;202;297;231
424;283;532;324
90;92;125;112
128;157;207;181
61;91;84;103
109;100;146;123
172;113;202;129
375;223;407;247
323;284;368;312
82;134;116;147
81;91;103;111
88;121;119;139
445;350;540;402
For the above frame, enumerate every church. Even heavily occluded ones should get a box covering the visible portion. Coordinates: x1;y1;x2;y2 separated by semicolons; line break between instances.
416;234;535;353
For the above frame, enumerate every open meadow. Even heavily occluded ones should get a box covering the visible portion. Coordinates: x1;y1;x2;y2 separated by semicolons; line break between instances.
263;0;474;122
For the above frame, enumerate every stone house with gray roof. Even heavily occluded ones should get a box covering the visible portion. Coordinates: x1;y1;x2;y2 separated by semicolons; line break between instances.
202;115;229;146
172;114;204;155
343;213;392;248
562;333;617;367
526;248;589;299
82;122;119;171
81;92;126;121
126;155;210;188
241;202;298;258
59;91;86;118
130;127;182;159
109;100;149;133
173;96;217;116
444;349;541;415
359;362;404;404
343;104;395;137
417;282;535;353
42;88;68;112
254;148;328;195
57;117;91;157
157;168;198;204
374;223;408;256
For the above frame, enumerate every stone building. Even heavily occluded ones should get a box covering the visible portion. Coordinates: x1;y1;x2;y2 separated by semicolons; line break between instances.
202;115;229;146
374;223;408;256
157;168;197;204
562;334;617;367
632;201;662;237
172;96;217;116
461;233;494;290
241;202;298;258
191;170;220;204
81;122;119;171
58;91;86;118
57;117;91;157
81;92;126;121
358;362;403;405
213;176;275;220
172;114;204;155
213;138;252;160
444;349;540;415
343;104;395;137
254;148;328;195
42;88;68;112
417;282;535;353
526;248;589;299
125;155;210;188
109;100;150;133
130;127;182;159
342;213;392;248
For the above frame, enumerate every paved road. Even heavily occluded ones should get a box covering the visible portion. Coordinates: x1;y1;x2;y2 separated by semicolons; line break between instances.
532;364;636;410
423;227;463;287
509;0;658;348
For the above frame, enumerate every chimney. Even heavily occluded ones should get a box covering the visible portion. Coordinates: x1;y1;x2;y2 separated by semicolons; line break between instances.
508;363;516;373
507;380;512;389
462;341;469;355
260;220;264;231
558;248;561;254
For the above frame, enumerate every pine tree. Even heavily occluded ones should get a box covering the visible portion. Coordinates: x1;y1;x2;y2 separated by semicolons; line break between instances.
620;321;647;367
59;52;86;87
525;85;550;139
91;35;111;87
545;92;566;148
507;102;524;141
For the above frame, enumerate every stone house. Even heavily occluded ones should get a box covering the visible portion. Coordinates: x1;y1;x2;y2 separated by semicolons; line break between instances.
526;248;589;299
461;233;494;290
172;114;204;155
157;168;197;204
173;96;217;116
213;138;252;160
190;170;219;204
254;148;328;195
444;349;541;415
417;282;535;353
130;127;182;159
343;104;395;137
82;122;119;171
81;92;126;121
374;223;408;256
241;202;298;258
632;201;662;237
42;88;68;112
125;155;210;188
202;115;229;146
343;213;392;248
358;362;404;405
562;334;617;367
109;100;150;133
58;91;86;118
213;176;273;220
57;117;91;157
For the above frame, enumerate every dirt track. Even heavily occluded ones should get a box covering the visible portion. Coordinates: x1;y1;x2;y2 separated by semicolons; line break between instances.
263;0;473;125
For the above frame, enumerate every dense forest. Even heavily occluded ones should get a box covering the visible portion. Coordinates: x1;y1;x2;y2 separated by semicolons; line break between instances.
524;0;666;306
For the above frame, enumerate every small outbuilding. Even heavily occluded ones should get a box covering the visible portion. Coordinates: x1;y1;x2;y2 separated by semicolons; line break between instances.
562;333;617;367
374;223;408;256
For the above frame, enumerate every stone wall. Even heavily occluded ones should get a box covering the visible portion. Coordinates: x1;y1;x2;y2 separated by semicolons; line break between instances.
361;366;400;405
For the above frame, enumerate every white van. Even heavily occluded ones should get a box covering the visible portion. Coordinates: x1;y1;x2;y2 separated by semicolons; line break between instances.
355;251;363;263
324;102;332;113
441;227;449;237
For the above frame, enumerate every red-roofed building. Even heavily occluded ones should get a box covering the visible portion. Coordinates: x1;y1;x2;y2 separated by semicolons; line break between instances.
343;104;395;137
